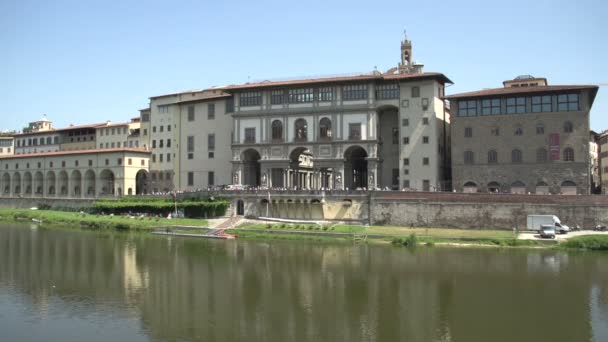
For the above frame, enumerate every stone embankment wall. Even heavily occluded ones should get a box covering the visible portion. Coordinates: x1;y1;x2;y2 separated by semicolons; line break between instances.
0;197;94;210
371;192;608;229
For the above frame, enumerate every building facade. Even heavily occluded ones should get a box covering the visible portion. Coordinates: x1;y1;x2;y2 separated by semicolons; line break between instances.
226;37;452;191
0;148;150;198
0;136;14;156
599;130;608;194
448;76;598;195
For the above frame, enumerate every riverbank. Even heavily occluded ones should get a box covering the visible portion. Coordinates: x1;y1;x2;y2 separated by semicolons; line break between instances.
0;208;208;230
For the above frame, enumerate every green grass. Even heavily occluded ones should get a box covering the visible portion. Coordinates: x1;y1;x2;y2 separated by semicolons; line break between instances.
0;208;208;231
561;235;608;251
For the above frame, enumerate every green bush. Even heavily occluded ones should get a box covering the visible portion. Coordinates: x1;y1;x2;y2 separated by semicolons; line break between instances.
404;234;417;248
563;235;608;251
265;224;273;229
91;198;228;218
391;237;403;245
37;203;51;210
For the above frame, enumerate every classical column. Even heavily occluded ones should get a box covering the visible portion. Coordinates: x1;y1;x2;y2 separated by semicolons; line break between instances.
367;160;378;190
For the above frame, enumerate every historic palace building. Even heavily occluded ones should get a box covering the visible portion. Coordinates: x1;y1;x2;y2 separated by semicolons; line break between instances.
600;130;608;194
225;35;452;191
448;76;599;195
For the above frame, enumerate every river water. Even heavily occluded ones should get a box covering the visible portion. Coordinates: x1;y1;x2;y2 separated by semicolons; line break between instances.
0;223;607;342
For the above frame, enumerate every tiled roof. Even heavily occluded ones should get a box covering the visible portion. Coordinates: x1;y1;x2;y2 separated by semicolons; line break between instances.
0;148;151;159
446;85;599;99
149;89;206;99
13;122;109;137
222;72;452;90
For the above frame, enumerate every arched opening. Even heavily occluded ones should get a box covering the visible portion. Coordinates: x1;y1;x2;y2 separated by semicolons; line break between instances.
12;172;21;195
135;169;149;195
376;105;399;189
242;149;261;187
58;171;68;196
99;169;115;196
535;181;549;195
23;172;32;196
236;200;245;216
487;181;500;193
34;171;43;195
2;173;10;194
70;170;82;197
289;147;314;189
344;146;368;189
271;120;283;142
561;180;577;195
319;117;332;141
46;171;56;196
84;170;96;197
511;181;526;194
127;188;133;195
294;118;308;142
463;181;477;193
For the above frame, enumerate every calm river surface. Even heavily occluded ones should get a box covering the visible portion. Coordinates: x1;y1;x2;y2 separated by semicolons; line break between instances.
0;223;607;342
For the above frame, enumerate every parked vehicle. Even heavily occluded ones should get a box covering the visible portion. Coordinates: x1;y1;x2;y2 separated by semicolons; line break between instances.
595;224;607;232
527;215;570;234
539;225;556;239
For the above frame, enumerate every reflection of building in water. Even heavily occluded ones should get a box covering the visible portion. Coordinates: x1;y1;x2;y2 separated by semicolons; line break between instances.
591;285;608;342
526;252;569;273
122;243;149;304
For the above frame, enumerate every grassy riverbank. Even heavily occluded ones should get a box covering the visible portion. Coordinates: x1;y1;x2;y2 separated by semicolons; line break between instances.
560;235;608;251
0;208;208;230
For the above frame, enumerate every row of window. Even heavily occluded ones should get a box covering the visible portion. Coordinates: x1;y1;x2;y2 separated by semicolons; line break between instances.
16;136;60;147
99;127;128;136
464;121;574;138
463;147;575;164
0;148;11;153
403;157;431;166
4;158;145;170
186;171;215;186
99;141;139;149
152;139;172;149
240;84;423;106
457;94;580;117
185;135;215;160
151;153;172;163
152;125;172;133
187;104;215;121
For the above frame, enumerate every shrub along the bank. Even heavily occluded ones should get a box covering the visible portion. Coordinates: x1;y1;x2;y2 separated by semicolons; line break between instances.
92;198;228;218
562;235;608;251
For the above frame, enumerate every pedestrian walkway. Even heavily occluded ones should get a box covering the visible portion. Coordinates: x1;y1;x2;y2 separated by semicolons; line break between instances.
215;216;242;229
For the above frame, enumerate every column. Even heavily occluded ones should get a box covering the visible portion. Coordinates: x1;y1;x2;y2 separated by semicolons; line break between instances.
335;165;344;190
367;160;378;190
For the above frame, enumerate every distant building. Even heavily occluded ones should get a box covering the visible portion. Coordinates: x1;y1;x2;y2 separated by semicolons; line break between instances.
447;75;599;195
590;130;600;193
0;136;14;156
599;130;608;194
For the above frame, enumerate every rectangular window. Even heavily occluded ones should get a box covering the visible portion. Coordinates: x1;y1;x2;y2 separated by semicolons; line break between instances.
152;140;156;148
244;128;256;143
403;137;409;144
187;105;195;121
187;172;194;186
532;95;552;113
481;98;501;115
423;157;429;165
159;140;164;148
392;128;399;144
376;84;399;100
403;180;410;188
464;127;472;138
458;100;477;116
111;142;115;148
402;118;409;126
491;127;500;136
208;134;215;150
128;158;132;165
143;129;148;136
271;90;284;104
226;97;234;112
392;168;399;185
318;87;334;102
61;161;66;167
411;86;420;98
423;180;430;191
288;88;314;103
167;153;171;162
88;160;93;166
105;159;109;166
208;171;215;186
208;103;215;119
117;158;122;165
141;113;150;122
348;123;362;140
54;137;59;144
558;94;579;112
187;136;194;152
403;158;409;166
141;159;145;166
167;139;171;148
423;136;429;143
160;126;164;133
159;154;163;162
422;117;429;125
158;105;169;113
240;92;262;106
342;84;368;100
152;126;156;133
208;151;214;159
506;97;526;114
167;125;171;132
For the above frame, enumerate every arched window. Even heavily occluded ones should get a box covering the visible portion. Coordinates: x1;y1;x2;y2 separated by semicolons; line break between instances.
271;120;283;141
512;149;522;163
536;148;547;162
294;119;308;142
319;118;332;140
464;150;474;164
536;122;544;135
487;150;497;164
463;181;477;193
564;121;573;133
563;147;574;161
514;125;523;136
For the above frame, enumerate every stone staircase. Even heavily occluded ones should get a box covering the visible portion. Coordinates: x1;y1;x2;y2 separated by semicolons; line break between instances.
215;216;242;229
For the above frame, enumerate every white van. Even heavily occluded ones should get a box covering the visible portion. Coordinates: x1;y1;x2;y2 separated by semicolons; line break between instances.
526;215;570;234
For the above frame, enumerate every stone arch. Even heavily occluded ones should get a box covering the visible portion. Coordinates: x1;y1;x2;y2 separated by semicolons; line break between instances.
84;169;96;197
127;188;133;195
12;172;21;195
241;149;261;187
487;181;500;193
463;181;477;193
23;171;32;195
46;171;56;196
1;173;10;194
344;145;368;189
511;181;526;194
99;169;115;196
560;180;577;195
289;147;314;189
70;170;82;197
535;181;549;195
135;169;149;195
58;170;68;196
34;171;43;195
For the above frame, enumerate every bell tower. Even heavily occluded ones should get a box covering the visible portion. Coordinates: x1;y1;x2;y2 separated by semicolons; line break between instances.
397;30;423;74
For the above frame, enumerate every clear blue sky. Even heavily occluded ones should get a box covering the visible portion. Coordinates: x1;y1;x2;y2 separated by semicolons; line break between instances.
1;0;606;132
